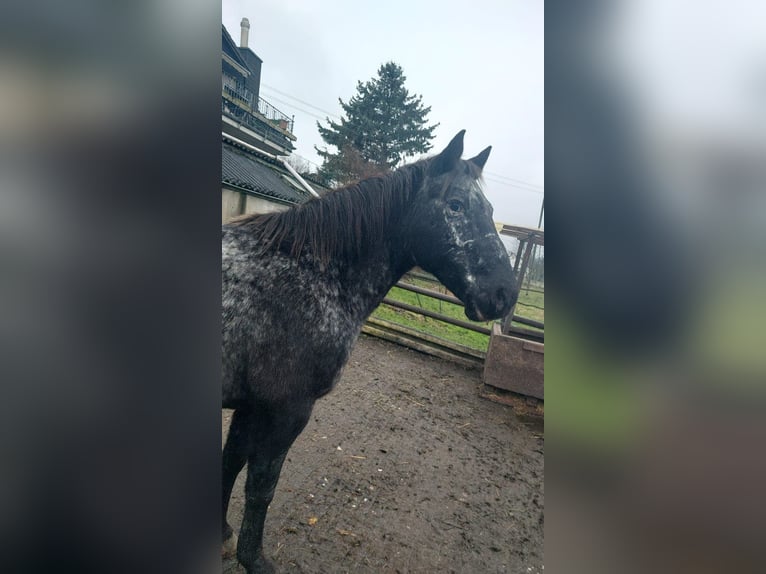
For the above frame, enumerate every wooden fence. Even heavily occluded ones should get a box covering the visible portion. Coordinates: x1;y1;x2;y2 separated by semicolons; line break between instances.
362;270;544;368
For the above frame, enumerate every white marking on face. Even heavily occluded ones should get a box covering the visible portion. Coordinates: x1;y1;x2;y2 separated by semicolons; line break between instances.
445;181;487;250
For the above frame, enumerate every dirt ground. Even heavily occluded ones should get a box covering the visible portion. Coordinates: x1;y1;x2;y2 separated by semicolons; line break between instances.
223;335;544;574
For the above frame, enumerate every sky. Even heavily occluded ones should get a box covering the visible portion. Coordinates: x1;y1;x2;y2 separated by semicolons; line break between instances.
222;0;544;228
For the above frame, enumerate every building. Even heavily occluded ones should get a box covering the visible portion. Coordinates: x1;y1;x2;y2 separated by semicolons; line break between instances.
222;19;328;221
222;19;295;157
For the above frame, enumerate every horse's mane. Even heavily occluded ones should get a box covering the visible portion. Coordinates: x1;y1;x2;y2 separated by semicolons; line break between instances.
229;159;430;266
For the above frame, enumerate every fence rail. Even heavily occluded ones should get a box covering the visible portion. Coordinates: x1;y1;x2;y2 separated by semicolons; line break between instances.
364;271;544;363
362;317;485;370
392;280;544;330
381;297;491;335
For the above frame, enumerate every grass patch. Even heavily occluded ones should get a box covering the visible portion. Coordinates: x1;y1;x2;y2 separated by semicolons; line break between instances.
514;287;545;324
370;276;544;353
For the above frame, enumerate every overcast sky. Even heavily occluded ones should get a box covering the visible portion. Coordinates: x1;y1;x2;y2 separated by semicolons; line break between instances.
223;0;544;227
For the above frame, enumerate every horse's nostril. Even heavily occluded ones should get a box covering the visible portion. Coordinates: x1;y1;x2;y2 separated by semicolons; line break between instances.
495;286;518;311
495;287;509;311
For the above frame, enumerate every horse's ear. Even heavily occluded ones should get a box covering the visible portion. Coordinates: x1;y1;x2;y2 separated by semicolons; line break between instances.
430;130;465;175
468;146;492;171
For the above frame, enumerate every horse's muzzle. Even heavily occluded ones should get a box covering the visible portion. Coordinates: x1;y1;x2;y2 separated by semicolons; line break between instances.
464;285;517;322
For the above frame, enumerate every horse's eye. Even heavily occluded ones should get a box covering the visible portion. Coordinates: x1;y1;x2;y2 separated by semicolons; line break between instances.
448;200;464;213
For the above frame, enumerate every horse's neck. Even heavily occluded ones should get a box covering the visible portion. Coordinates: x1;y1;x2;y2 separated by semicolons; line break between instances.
342;253;412;321
336;225;413;322
324;171;418;319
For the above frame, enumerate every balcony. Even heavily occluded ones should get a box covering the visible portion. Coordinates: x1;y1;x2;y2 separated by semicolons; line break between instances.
223;84;253;108
222;97;295;153
256;97;294;133
221;82;295;135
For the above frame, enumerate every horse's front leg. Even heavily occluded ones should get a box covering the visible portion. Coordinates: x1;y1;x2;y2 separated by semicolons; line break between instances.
237;401;313;574
222;409;250;557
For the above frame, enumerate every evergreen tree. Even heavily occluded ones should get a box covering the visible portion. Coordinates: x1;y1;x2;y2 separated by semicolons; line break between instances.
316;62;439;185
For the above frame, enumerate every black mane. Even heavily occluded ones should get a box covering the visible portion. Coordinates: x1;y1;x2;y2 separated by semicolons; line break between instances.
230;159;429;266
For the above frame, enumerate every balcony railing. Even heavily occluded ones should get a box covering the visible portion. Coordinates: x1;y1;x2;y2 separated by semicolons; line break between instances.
221;84;295;134
222;98;294;152
223;84;253;107
257;97;294;133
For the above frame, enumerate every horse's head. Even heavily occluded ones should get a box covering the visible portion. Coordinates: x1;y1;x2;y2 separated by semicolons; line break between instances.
406;130;517;322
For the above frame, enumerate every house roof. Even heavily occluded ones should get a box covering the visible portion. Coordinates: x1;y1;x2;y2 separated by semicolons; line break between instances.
300;173;333;195
222;141;312;205
222;25;250;74
238;47;262;67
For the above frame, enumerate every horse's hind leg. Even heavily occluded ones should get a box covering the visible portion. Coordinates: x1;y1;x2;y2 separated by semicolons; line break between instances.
222;409;250;555
236;400;314;574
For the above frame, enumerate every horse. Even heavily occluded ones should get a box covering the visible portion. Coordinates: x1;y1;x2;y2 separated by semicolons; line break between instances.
222;130;516;573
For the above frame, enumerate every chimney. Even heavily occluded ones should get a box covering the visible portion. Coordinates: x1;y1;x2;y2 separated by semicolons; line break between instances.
240;18;250;48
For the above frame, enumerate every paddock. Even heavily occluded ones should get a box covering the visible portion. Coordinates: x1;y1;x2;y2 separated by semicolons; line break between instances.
223;335;543;573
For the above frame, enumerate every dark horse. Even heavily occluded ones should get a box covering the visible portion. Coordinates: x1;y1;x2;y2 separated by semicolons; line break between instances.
222;131;516;573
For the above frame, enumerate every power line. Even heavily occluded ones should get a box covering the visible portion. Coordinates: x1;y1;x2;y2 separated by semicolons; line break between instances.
288;155;544;190
483;176;544;194
258;93;329;122
260;84;543;191
261;84;341;120
485;177;543;193
484;171;543;190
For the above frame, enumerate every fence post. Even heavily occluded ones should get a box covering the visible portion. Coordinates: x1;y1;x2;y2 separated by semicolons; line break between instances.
502;239;535;335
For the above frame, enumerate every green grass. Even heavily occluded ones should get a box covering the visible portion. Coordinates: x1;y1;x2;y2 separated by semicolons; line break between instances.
370;276;544;353
514;287;545;324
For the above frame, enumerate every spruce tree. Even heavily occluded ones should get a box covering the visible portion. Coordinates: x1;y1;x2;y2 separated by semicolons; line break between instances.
316;62;439;185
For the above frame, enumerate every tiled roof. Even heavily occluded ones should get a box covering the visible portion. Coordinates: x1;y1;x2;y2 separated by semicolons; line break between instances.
222;142;311;205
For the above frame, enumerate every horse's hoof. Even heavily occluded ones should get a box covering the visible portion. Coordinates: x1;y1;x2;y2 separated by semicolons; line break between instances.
246;556;276;574
222;532;238;558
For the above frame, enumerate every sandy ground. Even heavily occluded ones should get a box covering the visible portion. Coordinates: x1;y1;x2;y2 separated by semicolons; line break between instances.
223;335;543;573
